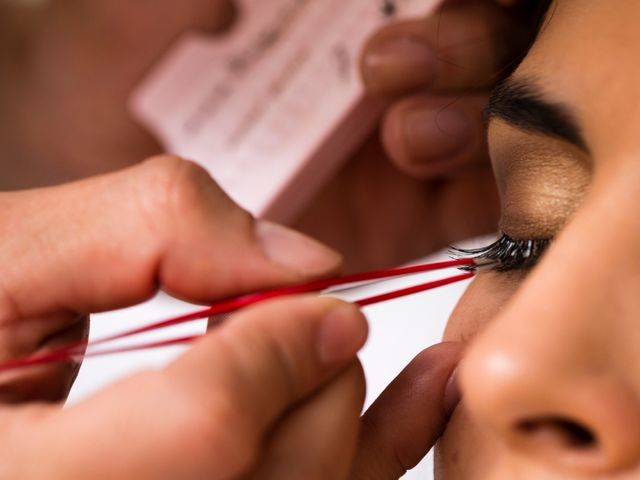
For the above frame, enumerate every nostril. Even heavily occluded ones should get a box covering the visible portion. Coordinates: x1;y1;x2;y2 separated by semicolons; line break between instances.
516;417;597;450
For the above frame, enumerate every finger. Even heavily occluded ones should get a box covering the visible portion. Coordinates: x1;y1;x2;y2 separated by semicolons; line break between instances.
352;342;463;479
15;297;367;478
0;155;341;320
249;361;366;480
361;1;530;96
381;93;490;179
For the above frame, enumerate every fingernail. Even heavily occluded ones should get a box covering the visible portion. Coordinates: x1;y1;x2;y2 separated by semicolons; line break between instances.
363;36;436;95
256;220;342;276
444;366;462;418
317;304;368;367
404;107;471;160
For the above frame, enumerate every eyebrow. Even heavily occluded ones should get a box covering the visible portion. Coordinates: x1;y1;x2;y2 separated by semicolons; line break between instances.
485;78;588;152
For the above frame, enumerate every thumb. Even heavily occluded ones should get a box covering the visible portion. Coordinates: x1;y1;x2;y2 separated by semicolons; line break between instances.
5;297;368;479
352;342;463;479
0;155;341;320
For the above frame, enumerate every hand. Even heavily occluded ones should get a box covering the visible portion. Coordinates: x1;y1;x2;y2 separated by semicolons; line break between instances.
296;0;542;270
7;295;368;479
0;156;377;478
362;0;537;177
0;155;340;402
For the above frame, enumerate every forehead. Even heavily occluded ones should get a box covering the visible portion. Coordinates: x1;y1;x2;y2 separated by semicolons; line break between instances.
514;0;640;163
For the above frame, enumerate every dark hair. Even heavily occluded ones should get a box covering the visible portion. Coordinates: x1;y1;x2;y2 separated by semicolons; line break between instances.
531;0;555;38
494;0;556;82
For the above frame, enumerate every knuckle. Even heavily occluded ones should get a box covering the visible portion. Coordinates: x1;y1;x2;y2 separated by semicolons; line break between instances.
139;154;246;223
132;155;256;246
140;155;213;212
138;154;187;189
132;155;224;233
166;162;213;212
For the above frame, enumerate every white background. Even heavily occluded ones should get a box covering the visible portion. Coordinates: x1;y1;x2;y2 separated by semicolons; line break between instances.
68;251;474;479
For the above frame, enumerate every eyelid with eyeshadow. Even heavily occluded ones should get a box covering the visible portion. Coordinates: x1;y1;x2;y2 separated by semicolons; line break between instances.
451;234;551;272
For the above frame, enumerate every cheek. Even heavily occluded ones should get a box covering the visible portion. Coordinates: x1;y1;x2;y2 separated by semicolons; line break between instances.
443;271;525;343
436;272;526;479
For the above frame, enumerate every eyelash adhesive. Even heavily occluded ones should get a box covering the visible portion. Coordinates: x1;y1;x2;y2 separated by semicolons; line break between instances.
129;0;439;223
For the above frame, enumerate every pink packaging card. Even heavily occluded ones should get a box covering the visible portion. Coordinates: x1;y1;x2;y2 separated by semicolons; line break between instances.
130;0;438;222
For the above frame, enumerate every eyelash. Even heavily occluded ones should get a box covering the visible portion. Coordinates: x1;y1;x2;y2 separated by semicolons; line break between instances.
451;234;551;272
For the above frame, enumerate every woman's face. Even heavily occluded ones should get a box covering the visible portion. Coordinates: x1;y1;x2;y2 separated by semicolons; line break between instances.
438;1;640;478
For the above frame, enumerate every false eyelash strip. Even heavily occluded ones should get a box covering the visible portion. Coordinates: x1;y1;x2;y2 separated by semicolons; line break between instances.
0;259;477;372
450;234;551;272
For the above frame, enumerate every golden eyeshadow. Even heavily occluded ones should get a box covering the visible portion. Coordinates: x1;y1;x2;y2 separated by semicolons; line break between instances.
489;123;591;239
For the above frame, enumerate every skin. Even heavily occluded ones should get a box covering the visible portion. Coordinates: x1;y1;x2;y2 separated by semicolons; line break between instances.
0;0;545;477
433;1;640;478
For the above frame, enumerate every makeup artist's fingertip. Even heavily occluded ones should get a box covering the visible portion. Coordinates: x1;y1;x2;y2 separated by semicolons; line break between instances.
362;36;437;96
256;220;343;277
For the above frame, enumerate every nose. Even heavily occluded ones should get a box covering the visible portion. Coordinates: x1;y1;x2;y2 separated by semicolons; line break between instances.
461;326;640;474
